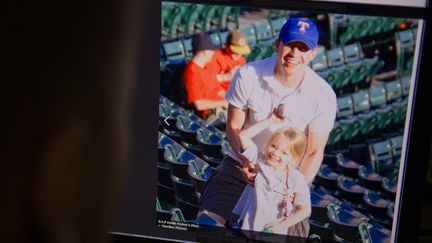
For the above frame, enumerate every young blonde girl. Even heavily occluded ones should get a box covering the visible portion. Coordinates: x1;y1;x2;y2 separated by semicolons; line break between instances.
232;114;311;236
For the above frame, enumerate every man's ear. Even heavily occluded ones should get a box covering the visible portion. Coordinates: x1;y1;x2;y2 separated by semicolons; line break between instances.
275;39;281;50
310;47;319;60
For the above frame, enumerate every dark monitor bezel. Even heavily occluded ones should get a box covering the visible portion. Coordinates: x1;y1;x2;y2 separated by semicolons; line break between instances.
111;1;432;242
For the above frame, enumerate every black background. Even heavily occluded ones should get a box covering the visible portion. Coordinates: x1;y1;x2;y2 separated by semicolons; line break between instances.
111;0;432;242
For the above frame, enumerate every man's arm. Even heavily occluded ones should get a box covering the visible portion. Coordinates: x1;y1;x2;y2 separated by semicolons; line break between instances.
193;99;228;111
238;115;282;152
298;132;329;185
226;104;247;157
226;104;257;184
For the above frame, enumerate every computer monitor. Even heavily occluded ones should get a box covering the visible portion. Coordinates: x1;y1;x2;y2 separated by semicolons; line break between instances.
112;0;432;242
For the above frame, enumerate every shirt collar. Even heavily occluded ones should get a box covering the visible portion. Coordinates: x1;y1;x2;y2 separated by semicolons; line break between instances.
262;56;312;97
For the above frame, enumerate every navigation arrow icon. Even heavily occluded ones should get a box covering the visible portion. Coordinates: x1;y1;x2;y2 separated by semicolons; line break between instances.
164;117;169;126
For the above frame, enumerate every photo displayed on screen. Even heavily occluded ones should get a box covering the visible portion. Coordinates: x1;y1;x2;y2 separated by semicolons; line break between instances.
156;1;420;241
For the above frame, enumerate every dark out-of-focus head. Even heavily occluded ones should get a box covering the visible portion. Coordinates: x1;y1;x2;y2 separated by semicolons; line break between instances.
2;1;148;242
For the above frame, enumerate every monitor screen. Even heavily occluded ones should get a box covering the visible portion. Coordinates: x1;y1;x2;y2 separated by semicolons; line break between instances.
112;0;431;242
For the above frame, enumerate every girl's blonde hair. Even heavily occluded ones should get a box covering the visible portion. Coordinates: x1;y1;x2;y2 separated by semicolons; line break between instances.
266;127;307;166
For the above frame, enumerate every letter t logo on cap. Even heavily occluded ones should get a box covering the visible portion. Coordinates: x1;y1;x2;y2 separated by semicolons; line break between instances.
298;21;310;33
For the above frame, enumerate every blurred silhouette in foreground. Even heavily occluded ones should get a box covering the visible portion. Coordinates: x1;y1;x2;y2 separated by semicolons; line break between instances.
1;1;149;242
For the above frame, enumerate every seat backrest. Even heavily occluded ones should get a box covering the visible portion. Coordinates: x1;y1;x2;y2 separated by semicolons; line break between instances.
337;96;354;119
269;17;287;37
311;46;328;71
390;135;404;159
254;21;274;44
352;90;370;114
326;47;345;67
343;42;363;63
396;29;415;52
240;25;257;47
163;40;186;64
369;140;392;163
400;76;411;97
182;37;194;59
385;80;402;103
368;86;387;108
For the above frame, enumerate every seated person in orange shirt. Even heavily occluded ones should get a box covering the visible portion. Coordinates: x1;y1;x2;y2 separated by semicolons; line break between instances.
182;33;228;122
208;30;251;91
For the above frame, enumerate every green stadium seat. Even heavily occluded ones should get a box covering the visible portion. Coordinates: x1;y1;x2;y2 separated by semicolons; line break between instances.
350;16;372;40
385;80;402;103
357;111;379;137
375;106;394;131
391;99;408;126
369;140;395;176
182;38;193;61
367;17;385;36
327;47;351;90
270;17;287;38
340;117;361;142
240;25;258;47
254;21;274;44
162;40;186;65
311;46;328;72
400;76;411;97
217;6;240;30
343;43;368;86
381;17;400;33
184;4;205;36
169;4;190;39
352;90;370;114
210;31;223;48
156;198;186;222
389;135;403;162
396;29;416;77
329;14;349;47
161;3;183;40
368;86;387;109
363;56;385;78
202;5;220;32
327;121;343;147
337;96;354;119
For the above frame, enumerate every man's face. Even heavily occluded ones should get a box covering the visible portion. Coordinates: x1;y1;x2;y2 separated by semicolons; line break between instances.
275;40;317;76
225;46;243;61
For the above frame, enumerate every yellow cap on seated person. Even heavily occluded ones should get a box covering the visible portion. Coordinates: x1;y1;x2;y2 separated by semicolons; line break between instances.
227;30;251;55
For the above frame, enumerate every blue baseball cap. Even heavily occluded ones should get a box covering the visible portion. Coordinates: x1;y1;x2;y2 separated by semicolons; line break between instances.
278;18;319;50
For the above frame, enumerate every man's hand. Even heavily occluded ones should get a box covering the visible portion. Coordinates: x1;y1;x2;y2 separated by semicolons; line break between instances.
241;160;258;185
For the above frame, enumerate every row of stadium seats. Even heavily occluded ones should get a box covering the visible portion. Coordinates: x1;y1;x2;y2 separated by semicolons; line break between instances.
160;16;288;68
328;14;405;47
317;151;399;197
158;131;216;220
312;42;385;92
310;186;392;242
328;79;409;146
322;134;402;179
323;135;403;181
336;77;410;119
161;2;240;41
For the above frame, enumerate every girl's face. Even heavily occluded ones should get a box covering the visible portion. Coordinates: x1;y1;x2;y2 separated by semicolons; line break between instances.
265;135;293;168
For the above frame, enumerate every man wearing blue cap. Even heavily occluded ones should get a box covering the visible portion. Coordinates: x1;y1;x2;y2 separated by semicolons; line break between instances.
198;18;336;236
